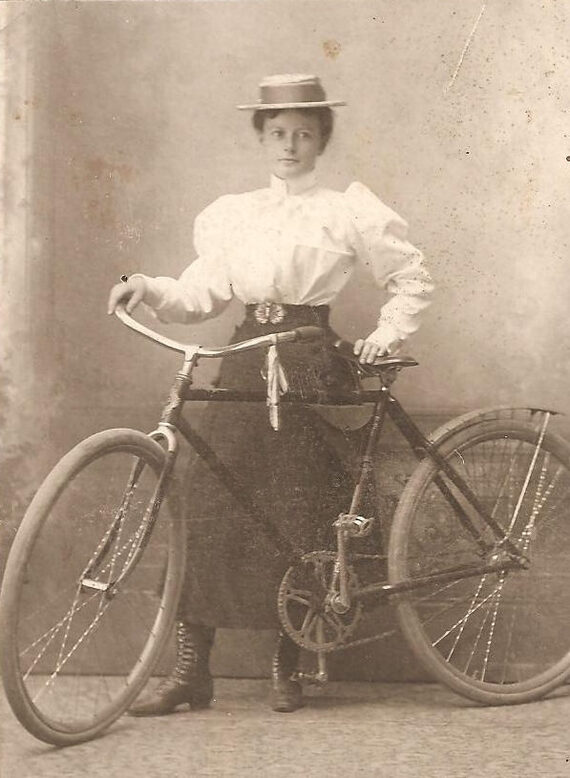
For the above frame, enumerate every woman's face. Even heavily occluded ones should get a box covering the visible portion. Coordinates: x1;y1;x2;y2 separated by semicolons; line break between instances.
258;110;323;180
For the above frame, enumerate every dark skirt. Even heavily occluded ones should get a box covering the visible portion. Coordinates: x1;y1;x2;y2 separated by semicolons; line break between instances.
176;305;360;629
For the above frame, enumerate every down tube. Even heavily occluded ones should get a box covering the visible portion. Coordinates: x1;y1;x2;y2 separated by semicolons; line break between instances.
176;413;294;555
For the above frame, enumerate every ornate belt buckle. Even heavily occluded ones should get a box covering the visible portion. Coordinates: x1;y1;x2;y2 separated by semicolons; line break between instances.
254;302;286;325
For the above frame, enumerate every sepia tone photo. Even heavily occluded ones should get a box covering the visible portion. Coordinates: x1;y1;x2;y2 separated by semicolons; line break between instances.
1;0;569;775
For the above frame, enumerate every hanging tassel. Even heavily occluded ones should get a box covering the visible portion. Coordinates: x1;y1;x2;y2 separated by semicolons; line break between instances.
266;343;289;431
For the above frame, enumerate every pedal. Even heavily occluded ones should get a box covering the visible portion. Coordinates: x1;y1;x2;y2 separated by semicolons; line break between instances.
80;578;110;593
292;670;328;686
334;513;375;538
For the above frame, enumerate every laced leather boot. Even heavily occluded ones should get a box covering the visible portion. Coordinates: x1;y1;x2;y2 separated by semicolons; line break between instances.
271;631;303;713
128;621;215;716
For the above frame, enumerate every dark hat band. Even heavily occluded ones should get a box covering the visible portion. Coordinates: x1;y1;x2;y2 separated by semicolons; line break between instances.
258;81;327;106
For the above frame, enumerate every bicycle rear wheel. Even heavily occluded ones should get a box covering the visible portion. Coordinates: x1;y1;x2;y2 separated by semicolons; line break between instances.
389;419;570;704
0;429;185;745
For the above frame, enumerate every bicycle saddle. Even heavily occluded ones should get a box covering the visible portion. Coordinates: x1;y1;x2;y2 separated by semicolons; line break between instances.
332;339;418;376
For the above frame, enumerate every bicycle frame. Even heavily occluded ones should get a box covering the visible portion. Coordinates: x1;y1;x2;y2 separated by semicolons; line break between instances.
148;358;548;607
113;305;554;619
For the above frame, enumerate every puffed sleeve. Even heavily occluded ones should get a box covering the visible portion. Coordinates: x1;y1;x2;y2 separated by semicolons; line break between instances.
132;196;234;324
345;182;434;351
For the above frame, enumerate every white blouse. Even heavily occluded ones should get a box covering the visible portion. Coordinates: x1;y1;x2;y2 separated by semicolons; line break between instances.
135;171;433;351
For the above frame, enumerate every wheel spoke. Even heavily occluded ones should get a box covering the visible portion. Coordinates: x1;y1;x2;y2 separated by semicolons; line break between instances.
33;596;113;704
480;574;506;681
505;414;550;537
431;581;503;649
22;592;99;674
445;576;488;662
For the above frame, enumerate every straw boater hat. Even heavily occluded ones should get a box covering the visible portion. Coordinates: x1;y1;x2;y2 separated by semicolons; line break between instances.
237;74;346;110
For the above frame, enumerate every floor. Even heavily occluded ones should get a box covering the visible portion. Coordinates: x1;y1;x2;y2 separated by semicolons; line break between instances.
1;679;569;778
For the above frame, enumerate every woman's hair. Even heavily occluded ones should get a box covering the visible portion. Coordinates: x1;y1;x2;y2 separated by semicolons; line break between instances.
252;107;334;150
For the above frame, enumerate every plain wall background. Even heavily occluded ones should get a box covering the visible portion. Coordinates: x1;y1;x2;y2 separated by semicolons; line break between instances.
2;0;570;679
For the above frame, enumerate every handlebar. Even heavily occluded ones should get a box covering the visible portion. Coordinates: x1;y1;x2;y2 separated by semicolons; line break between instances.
114;304;324;361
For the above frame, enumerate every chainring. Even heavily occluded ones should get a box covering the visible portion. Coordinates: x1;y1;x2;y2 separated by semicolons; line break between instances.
277;551;363;652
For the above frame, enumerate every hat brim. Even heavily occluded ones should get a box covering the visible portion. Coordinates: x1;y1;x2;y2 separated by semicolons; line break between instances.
236;100;346;110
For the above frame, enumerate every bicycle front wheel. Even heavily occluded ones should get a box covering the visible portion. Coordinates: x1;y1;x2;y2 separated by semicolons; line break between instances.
389;419;570;705
0;429;185;745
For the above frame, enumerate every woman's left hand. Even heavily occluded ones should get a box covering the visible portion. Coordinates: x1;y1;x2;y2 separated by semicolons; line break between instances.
353;337;389;364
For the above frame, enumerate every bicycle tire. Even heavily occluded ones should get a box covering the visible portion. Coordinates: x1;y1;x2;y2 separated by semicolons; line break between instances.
389;419;570;705
0;428;185;745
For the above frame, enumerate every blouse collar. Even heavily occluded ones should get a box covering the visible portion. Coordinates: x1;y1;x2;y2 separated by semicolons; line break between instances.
270;169;318;197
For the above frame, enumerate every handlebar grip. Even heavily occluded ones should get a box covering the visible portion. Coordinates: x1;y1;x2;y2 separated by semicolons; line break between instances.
291;326;325;342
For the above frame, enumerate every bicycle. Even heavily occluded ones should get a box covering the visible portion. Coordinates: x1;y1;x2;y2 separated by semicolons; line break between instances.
1;305;569;747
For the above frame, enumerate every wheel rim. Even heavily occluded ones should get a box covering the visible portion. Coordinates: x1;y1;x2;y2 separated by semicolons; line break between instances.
5;445;178;736
392;425;570;696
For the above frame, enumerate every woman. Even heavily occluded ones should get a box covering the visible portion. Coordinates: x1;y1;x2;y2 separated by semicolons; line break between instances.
108;73;433;715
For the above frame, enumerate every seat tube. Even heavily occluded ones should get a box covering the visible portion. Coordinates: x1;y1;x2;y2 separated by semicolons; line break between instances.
348;387;390;515
333;389;390;613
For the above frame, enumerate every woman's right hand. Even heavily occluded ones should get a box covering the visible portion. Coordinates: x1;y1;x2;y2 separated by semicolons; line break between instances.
107;276;147;315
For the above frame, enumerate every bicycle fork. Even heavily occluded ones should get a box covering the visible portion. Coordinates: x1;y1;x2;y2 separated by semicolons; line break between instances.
81;356;197;597
80;428;179;598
